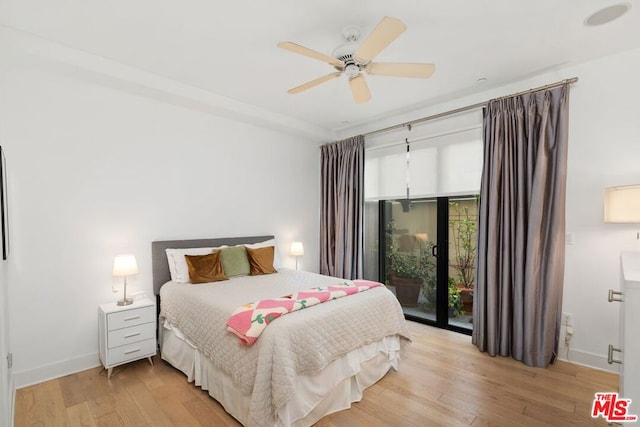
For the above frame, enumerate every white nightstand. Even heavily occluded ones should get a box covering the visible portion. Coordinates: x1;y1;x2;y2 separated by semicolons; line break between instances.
98;297;156;379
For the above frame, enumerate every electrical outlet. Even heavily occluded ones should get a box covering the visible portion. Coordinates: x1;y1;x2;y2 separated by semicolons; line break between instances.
565;232;575;245
563;312;573;326
565;331;572;346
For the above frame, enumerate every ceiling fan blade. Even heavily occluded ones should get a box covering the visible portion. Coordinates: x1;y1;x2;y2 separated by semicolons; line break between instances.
287;72;342;94
348;75;371;104
278;41;344;68
366;62;436;78
354;16;407;64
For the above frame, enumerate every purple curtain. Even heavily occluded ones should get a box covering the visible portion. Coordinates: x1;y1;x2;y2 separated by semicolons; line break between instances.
472;85;570;367
320;136;364;279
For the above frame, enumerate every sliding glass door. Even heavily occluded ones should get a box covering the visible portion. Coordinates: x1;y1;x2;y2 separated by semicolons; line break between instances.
382;198;438;321
378;196;477;333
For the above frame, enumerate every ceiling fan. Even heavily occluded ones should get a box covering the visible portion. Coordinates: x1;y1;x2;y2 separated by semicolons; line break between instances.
278;16;435;104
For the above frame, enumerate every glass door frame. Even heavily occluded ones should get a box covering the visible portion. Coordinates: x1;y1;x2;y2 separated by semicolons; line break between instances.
378;197;472;336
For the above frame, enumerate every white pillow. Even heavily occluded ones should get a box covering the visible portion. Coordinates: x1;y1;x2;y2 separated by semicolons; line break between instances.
245;238;282;269
166;246;227;283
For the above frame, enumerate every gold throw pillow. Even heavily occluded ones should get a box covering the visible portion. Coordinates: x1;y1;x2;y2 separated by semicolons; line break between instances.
185;251;227;284
246;246;277;276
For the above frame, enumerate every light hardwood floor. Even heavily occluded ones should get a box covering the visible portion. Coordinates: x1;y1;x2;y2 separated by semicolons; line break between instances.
15;321;618;426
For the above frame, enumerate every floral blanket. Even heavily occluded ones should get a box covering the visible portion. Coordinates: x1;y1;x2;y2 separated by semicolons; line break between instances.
226;279;382;345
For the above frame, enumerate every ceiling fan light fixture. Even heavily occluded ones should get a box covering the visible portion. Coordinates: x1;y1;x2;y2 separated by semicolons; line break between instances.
344;64;360;78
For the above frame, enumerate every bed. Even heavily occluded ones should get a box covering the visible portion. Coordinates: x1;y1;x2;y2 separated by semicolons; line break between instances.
152;236;411;427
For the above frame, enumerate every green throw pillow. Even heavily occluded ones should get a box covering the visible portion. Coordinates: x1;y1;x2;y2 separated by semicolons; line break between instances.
218;246;250;277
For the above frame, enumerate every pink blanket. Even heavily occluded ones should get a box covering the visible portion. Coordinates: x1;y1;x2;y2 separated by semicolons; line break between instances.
226;280;383;345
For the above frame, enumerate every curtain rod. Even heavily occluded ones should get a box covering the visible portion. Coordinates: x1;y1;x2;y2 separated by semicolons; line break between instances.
365;125;482;152
362;77;579;138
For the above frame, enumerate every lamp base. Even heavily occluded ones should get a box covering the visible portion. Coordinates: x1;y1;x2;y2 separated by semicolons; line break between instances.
117;298;133;306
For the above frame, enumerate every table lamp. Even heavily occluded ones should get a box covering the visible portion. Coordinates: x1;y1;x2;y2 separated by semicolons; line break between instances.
113;254;139;306
290;242;304;270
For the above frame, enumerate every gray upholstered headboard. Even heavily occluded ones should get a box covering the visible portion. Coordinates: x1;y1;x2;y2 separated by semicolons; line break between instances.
151;235;274;295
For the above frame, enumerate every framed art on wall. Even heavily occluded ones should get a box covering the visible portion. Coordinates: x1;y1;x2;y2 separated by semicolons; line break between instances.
0;146;8;260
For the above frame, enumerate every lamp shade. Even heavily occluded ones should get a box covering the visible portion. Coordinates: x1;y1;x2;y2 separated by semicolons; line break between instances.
290;242;304;256
112;254;139;277
604;184;640;223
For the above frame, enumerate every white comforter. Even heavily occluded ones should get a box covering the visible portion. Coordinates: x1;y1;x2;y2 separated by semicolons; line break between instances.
159;269;411;426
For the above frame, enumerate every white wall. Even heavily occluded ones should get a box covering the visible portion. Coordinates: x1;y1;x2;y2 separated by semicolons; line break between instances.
0;37;323;387
340;48;640;372
561;48;640;370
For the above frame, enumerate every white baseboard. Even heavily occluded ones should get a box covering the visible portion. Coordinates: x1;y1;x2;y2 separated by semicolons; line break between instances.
558;344;620;374
13;352;101;389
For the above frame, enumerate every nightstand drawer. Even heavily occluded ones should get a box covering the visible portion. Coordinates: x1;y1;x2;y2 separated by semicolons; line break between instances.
108;321;155;349
106;338;156;366
107;306;155;331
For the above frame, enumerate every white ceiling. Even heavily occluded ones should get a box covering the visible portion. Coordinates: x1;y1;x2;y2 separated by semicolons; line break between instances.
1;0;639;136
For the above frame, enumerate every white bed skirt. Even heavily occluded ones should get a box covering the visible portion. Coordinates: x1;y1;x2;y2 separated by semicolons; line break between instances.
160;320;402;426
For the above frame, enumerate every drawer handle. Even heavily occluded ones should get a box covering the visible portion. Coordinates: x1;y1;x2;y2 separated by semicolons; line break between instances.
124;315;141;322
607;344;623;364
124;332;141;339
124;348;141;355
608;289;623;303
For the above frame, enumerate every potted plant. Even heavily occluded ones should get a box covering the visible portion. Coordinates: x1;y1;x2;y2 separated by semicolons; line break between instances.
386;221;435;307
449;200;478;314
448;278;463;317
389;248;433;307
421;276;463;316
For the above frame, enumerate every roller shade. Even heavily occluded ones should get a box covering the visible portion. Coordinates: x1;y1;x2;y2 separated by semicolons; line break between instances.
365;109;482;200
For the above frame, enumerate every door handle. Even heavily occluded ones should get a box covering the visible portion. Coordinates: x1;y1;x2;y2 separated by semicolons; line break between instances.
607;344;623;364
431;245;438;257
608;289;623;303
